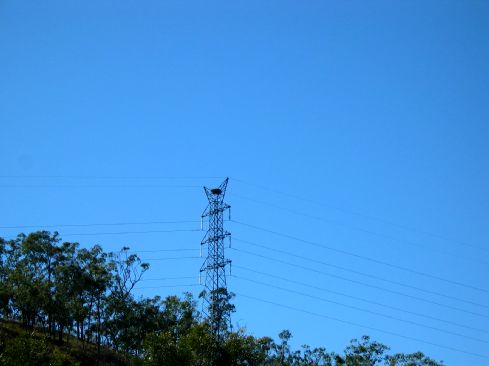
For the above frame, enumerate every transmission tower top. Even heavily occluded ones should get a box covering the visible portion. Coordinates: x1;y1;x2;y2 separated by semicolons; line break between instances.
200;177;232;341
204;177;229;201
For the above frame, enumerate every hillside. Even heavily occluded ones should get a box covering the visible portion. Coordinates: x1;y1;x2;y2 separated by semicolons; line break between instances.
0;232;445;366
0;320;128;366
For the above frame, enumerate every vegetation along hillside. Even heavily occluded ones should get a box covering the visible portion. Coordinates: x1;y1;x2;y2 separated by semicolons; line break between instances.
0;231;444;365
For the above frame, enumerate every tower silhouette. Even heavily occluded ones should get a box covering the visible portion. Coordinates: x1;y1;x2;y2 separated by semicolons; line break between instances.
200;178;232;340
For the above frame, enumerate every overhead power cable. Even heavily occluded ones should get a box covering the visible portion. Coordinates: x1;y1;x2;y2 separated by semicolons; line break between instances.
62;228;202;237
0;175;222;180
231;220;489;294
233;264;489;335
135;283;200;290
139;256;201;261
230;247;489;319
236;292;489;360
0;219;200;230
134;248;197;253
230;193;487;265
140;276;198;282
233;237;489;311
231;178;486;253
0;184;202;188
233;275;489;345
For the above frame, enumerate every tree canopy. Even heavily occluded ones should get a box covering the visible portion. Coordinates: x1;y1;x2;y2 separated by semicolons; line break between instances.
0;231;444;366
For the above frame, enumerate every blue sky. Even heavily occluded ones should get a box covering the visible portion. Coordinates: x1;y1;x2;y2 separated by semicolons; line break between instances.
1;1;488;364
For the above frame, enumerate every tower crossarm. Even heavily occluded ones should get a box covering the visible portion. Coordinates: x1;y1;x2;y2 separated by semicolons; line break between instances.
200;259;232;272
201;203;231;218
201;231;231;245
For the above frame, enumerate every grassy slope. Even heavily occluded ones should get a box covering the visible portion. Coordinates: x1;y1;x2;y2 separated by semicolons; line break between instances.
0;319;131;366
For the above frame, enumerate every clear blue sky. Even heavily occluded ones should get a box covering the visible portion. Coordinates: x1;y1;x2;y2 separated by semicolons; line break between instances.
1;1;488;364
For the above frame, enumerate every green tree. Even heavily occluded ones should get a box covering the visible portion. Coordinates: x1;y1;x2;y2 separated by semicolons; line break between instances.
143;331;192;366
179;323;220;366
161;292;198;339
298;344;333;366
0;335;51;366
81;245;111;358
200;287;236;340
104;247;149;355
223;330;273;366
53;241;82;342
0;238;9;318
0;232;446;366
21;231;61;334
386;352;444;366
336;336;389;366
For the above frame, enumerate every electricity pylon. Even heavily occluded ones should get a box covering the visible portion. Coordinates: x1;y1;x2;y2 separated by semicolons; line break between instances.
200;177;232;340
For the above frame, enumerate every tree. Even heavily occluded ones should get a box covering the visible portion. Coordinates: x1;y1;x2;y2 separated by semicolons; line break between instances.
200;287;236;340
110;247;149;300
143;331;191;366
53;241;82;342
161;292;198;339
298;344;333;366
337;336;389;366
0;335;51;366
386;352;444;366
178;323;220;366
0;237;9;318
223;330;272;366
0;232;446;366
104;247;149;355
81;245;111;358
274;330;294;365
21;231;61;335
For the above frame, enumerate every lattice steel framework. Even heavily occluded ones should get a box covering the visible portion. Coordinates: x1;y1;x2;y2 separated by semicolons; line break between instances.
200;178;232;340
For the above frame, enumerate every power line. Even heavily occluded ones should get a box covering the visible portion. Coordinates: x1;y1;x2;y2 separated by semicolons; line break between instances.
0;229;200;240
140;256;201;261
135;248;197;253
233;265;489;336
233;237;489;311
230;247;489;319
0;219;200;230
0;175;222;180
0;184;202;188
231;220;489;294
140;276;198;282
233;275;489;345
230;193;488;265
231;178;487;253
135;283;201;290
62;228;202;237
4;174;481;251
236;292;489;360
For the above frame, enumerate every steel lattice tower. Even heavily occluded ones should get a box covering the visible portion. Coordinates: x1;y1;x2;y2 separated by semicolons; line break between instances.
200;178;232;340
